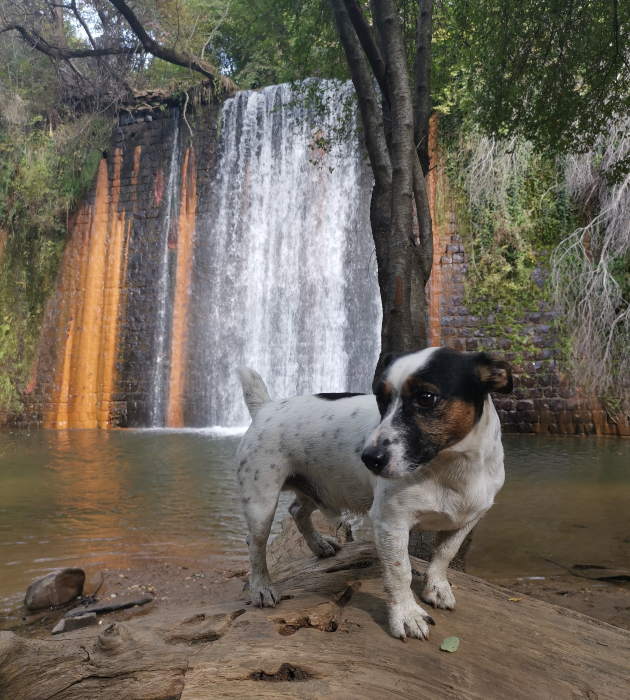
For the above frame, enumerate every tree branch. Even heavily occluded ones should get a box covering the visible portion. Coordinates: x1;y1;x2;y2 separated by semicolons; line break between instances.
413;0;433;176
107;0;236;91
1;0;238;93
0;22;144;59
70;0;97;49
342;0;390;109
328;0;391;191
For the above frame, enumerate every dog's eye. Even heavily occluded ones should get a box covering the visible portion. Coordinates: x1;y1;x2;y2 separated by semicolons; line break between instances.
416;392;438;409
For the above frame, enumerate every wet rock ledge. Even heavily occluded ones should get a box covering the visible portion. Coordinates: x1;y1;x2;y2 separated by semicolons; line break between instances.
1;533;629;699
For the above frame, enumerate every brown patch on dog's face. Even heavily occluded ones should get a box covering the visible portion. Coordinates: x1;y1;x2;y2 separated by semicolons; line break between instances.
413;398;477;450
399;374;478;458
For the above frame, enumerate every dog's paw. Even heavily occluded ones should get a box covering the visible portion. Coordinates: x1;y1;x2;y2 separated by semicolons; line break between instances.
250;582;280;608
388;599;435;641
308;534;341;558
421;576;456;610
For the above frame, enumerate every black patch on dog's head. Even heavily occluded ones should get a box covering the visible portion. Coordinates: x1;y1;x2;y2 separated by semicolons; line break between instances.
315;393;365;401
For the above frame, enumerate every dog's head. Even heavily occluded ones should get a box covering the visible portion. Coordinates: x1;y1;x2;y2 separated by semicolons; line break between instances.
361;347;512;478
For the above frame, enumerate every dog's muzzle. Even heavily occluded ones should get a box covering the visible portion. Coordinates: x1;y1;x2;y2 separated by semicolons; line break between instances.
361;446;390;475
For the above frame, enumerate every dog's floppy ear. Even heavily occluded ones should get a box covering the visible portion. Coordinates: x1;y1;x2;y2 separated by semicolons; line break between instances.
476;354;513;394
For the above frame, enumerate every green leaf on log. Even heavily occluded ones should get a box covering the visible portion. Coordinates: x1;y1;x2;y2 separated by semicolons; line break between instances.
440;636;459;652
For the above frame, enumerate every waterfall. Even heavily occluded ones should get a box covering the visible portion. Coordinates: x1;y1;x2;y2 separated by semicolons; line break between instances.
150;113;180;427
188;82;382;427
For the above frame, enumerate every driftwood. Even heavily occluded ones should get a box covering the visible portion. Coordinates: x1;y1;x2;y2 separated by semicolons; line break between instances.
1;538;630;699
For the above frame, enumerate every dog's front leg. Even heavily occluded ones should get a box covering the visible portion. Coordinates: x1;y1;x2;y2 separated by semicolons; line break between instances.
421;519;478;610
372;519;435;641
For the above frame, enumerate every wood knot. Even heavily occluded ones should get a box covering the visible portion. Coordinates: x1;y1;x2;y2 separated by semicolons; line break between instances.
249;663;312;682
97;622;134;653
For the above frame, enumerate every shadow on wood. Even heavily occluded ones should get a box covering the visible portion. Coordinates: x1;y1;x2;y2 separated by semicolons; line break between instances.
1;538;629;699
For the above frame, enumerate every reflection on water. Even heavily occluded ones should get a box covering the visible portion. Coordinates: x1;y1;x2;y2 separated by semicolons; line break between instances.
468;435;630;581
0;430;628;611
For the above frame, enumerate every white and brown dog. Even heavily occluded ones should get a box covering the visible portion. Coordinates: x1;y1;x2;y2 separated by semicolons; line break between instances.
235;347;512;641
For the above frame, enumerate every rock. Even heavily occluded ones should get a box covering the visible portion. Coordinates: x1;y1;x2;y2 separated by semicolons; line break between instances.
24;568;85;611
52;613;97;635
266;514;352;570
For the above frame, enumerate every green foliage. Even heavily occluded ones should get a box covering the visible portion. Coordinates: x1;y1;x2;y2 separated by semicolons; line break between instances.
212;0;349;88
439;114;579;364
438;0;630;159
0;110;111;415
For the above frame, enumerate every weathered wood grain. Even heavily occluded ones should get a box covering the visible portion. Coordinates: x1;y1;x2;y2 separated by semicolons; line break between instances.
1;540;629;699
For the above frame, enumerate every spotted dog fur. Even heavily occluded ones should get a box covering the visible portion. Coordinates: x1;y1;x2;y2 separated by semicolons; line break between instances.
236;347;512;641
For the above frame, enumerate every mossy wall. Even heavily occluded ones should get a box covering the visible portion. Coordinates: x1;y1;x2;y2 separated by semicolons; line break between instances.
427;116;629;436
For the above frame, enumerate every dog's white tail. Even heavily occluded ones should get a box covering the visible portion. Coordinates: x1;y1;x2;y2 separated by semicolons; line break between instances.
237;366;272;419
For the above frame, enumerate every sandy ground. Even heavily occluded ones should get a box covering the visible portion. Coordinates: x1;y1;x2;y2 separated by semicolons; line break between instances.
0;557;249;639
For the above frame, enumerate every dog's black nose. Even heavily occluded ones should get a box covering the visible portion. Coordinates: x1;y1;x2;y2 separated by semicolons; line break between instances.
361;446;389;474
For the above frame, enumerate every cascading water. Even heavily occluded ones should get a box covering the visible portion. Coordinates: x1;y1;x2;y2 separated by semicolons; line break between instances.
150;114;180;427
188;82;382;427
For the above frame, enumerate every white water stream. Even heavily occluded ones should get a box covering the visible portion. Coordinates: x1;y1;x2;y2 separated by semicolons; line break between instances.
151;82;381;427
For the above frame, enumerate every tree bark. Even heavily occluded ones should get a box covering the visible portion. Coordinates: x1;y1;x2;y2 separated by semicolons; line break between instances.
370;0;427;380
2;538;629;699
414;0;433;176
329;0;433;386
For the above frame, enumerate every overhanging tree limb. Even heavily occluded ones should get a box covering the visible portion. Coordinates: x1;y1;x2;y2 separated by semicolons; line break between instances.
1;0;237;93
0;22;143;59
107;0;236;90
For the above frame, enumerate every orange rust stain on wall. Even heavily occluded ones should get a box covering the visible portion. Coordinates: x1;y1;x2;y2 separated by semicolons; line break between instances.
97;177;126;427
45;149;130;429
427;113;444;348
166;148;197;428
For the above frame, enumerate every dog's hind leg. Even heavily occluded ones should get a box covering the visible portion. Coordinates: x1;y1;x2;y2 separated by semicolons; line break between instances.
243;487;281;608
289;495;341;558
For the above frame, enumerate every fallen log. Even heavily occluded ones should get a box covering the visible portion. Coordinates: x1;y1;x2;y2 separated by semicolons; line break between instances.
1;538;629;699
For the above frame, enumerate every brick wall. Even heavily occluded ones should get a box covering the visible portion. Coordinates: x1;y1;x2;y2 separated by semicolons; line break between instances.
3;89;223;429
429;217;630;437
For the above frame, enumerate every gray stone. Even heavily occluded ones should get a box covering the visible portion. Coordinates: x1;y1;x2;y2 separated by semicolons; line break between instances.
52;612;97;635
24;568;85;611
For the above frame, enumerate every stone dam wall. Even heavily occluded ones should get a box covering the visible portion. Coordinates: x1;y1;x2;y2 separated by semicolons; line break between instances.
2;92;628;436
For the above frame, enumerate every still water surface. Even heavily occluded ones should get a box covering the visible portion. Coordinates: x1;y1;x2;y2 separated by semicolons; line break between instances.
1;430;628;611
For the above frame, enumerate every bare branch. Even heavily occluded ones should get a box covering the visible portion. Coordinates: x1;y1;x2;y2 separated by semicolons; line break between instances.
342;0;390;108
413;0;432;175
328;0;391;191
0;22;144;59
70;0;97;49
